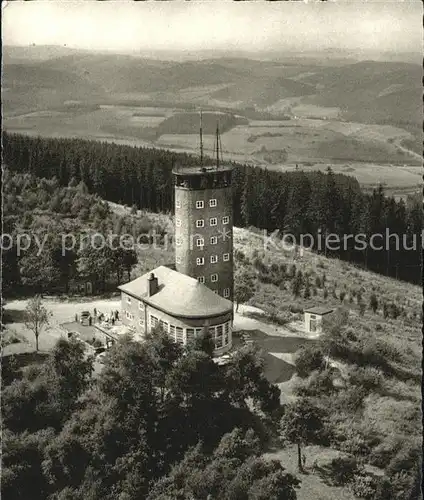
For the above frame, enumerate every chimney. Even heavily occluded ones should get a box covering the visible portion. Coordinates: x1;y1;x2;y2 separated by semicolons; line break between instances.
147;272;158;297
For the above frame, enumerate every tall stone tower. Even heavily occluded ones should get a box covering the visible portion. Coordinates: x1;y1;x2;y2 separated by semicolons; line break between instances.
173;125;234;302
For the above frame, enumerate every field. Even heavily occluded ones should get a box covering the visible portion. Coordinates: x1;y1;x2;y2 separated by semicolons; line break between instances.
3;47;422;198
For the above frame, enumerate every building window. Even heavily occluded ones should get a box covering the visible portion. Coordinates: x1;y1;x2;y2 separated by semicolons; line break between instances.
210;199;217;207
310;315;316;319
176;237;183;247
160;320;169;333
126;295;131;304
222;216;229;225
224;322;230;345
196;238;204;247
186;328;195;343
176;256;182;264
196;219;204;228
196;257;204;266
210;255;218;264
176;218;182;227
150;315;158;328
196;200;204;209
223;288;230;298
215;325;224;348
210;217;217;226
169;325;176;341
139;301;144;310
210;236;218;245
195;328;202;337
198;276;205;284
176;200;181;209
211;273;218;282
223;253;230;262
176;327;184;344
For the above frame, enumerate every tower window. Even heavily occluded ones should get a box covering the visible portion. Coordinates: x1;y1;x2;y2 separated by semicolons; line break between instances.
222;216;230;225
198;276;205;284
176;201;181;209
196;200;204;209
126;296;131;304
176;256;182;264
210;236;218;245
196;238;204;247
224;288;230;298
210;199;217;207
211;273;218;282
210;217;217;226
196;257;205;266
223;253;230;262
196;219;205;228
139;301;144;310
176;237;183;246
176;218;182;227
210;255;218;264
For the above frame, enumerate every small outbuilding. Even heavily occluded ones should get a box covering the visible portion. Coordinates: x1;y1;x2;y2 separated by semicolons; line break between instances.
304;306;334;334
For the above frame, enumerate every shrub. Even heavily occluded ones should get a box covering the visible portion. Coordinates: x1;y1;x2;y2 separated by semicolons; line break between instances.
339;291;346;303
369;294;378;313
350;473;378;499
348;366;384;392
289;304;303;314
323;288;329;299
294;347;325;378
369;435;405;468
329;456;360;485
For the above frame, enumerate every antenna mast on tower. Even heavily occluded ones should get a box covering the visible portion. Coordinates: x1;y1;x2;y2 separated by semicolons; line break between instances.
199;110;204;166
216;122;220;170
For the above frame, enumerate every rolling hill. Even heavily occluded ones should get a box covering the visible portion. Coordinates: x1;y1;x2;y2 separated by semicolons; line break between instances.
2;45;422;166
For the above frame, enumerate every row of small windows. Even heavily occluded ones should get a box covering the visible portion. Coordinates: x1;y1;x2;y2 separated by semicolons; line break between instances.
150;314;231;349
176;236;229;247
195;254;230;265
176;199;217;209
175;216;229;228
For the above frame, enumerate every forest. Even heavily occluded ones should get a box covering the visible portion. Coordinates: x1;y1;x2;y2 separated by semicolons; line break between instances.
2;132;422;286
2;330;300;500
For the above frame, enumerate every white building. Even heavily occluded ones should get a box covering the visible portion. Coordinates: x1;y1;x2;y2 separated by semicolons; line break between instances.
304;306;334;334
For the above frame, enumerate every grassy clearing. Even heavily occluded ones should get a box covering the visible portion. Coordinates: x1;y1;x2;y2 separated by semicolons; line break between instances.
264;445;359;500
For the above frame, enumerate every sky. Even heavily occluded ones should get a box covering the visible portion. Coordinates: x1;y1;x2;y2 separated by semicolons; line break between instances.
2;1;422;54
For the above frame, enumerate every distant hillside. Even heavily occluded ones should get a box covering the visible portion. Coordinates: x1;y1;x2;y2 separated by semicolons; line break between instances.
211;77;315;106
300;61;422;131
3;47;421;151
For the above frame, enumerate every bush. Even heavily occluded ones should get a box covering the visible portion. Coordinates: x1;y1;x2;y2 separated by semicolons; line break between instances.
350;473;378;499
295;369;335;396
369;294;378;313
348;366;384;392
294;347;325;378
329;456;360;485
